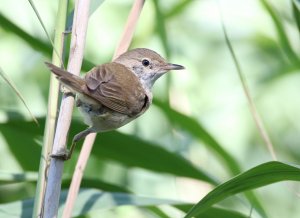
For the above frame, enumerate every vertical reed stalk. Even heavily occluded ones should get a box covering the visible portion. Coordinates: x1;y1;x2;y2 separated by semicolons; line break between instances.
42;0;91;217
33;0;68;217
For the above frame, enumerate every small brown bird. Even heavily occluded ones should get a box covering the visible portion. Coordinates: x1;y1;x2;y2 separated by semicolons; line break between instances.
46;48;184;160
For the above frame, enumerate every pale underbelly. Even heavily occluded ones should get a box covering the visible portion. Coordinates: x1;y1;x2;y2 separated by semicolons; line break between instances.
76;95;135;132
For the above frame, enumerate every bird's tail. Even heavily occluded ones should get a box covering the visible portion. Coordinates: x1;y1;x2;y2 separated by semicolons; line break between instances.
45;62;85;94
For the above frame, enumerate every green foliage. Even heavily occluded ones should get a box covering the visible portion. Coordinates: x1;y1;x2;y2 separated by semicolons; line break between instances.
154;99;241;175
0;189;250;218
184;161;300;217
0;189;182;217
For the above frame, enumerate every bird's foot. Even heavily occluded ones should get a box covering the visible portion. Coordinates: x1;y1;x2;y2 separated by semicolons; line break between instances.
60;86;75;97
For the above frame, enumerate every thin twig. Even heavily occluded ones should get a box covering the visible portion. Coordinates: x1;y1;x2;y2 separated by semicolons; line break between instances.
62;1;146;217
42;0;91;217
218;3;277;160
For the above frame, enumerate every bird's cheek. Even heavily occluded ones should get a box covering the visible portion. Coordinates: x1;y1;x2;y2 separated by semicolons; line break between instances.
141;73;153;81
132;66;143;76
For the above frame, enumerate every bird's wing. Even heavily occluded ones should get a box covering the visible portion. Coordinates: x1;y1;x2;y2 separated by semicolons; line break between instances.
84;63;148;116
45;62;86;93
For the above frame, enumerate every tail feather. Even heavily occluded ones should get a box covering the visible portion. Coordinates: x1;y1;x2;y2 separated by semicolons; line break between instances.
45;62;85;94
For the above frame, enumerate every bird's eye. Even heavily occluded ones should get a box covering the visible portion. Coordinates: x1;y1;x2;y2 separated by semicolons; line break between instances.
142;59;150;67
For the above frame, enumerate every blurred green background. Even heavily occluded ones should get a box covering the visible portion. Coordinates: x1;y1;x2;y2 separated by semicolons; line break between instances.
0;0;300;217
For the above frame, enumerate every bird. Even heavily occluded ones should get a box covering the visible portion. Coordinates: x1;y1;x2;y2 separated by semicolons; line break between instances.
45;48;184;160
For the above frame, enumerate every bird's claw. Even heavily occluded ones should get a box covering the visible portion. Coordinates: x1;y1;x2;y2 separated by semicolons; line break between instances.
60;86;75;97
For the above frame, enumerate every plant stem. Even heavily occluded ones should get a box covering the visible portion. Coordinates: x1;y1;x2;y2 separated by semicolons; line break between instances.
33;0;68;217
62;1;146;217
113;0;146;59
42;0;91;217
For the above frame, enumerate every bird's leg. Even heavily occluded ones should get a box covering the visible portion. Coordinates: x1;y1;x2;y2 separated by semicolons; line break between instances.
67;128;93;160
51;128;93;161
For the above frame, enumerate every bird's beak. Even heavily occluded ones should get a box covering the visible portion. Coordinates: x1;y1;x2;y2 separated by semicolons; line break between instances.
164;63;185;71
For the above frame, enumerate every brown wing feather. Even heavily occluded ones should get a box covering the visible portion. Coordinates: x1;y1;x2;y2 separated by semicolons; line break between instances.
45;62;85;93
45;62;148;116
84;63;147;116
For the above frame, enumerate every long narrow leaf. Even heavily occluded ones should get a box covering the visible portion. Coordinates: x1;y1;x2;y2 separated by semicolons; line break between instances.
0;171;37;184
0;67;38;125
0;194;251;218
292;0;300;36
153;100;266;216
0;14;94;71
0;118;217;184
261;0;300;65
0;189;183;218
0;189;251;218
219;6;276;160
0;14;51;54
154;99;240;175
92;131;217;184
0;171;130;193
184;161;300;218
177;204;248;218
62;178;131;193
0;117;41;171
